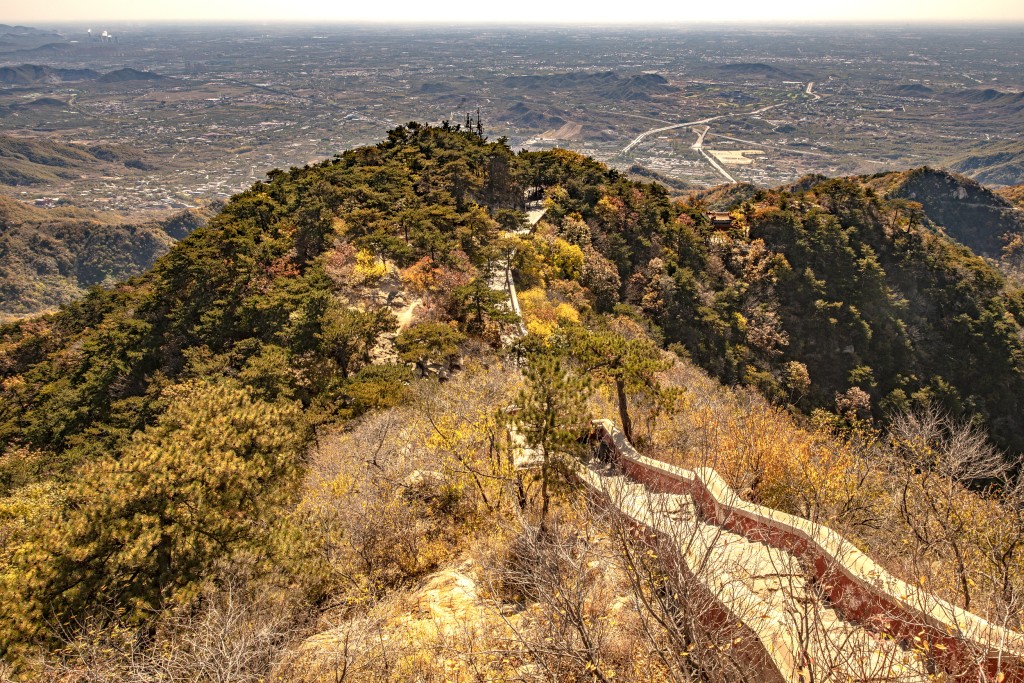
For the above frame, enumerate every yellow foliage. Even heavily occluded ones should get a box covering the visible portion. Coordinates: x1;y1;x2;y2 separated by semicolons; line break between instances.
0;480;59;579
544;184;570;211
516;226;585;286
352;248;387;283
519;287;580;339
546;238;585;280
555;302;579;324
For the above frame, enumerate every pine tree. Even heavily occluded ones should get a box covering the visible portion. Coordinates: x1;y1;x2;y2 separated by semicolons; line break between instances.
1;380;306;654
562;326;670;443
321;304;399;378
452;277;519;334
395;321;466;368
515;355;592;528
294;195;334;266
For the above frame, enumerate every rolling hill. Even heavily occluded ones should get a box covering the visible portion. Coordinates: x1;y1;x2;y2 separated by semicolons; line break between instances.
0;198;214;317
0;63;167;86
0;64;99;84
502;70;677;101
0;134;149;186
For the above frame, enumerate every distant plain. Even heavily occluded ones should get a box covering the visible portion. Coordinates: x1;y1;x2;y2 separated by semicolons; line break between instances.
0;22;1022;214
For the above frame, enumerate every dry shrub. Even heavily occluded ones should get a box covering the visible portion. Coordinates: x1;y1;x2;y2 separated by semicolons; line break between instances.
323;239;357;287
36;361;524;683
652;361;874;524
38;577;307;683
297;362;518;608
286;466;686;682
300;413;466;606
478;502;677;683
876;406;1024;625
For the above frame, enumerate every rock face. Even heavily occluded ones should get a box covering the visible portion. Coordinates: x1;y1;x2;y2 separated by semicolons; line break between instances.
281;552;638;682
401;469;445;500
281;565;492;681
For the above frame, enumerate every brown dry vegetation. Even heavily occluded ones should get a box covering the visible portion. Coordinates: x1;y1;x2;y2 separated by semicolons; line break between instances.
997;185;1024;209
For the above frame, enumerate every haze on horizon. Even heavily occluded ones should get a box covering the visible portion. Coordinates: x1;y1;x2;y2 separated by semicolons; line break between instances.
5;0;1024;25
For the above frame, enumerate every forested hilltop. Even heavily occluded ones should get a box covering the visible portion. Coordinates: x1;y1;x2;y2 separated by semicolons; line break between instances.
2;123;1024;677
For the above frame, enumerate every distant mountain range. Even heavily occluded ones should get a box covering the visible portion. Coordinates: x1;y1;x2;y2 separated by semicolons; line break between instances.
0;64;99;84
891;83;934;96
0;24;67;53
0;63;168;86
948;88;1024;109
0;24;59;37
96;67;168;84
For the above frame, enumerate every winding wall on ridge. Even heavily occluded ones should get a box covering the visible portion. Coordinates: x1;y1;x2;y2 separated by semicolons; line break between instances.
583;418;1024;682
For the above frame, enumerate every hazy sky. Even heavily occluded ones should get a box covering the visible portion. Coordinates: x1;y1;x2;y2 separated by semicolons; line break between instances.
6;0;1024;24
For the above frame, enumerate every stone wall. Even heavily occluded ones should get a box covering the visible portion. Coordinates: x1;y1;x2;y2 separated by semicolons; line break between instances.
589;418;1024;682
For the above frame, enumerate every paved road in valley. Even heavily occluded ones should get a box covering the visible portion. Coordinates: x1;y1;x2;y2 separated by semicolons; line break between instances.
619;102;784;155
690;125;736;183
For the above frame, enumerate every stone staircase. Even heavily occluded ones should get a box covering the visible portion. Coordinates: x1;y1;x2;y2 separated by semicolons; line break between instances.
491;203;545;346
580;460;934;682
495;194;1021;680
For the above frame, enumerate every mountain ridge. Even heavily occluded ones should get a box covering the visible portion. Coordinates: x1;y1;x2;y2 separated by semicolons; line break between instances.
0;198;214;317
863;167;1023;258
2;123;1024;679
